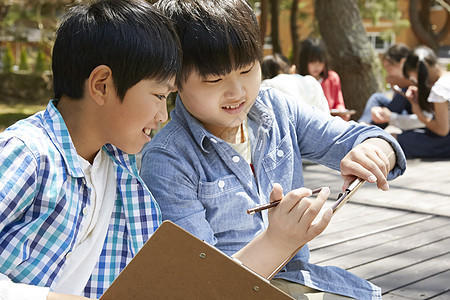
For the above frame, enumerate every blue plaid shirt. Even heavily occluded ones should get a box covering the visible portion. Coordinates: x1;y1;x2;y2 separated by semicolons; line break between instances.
0;100;161;298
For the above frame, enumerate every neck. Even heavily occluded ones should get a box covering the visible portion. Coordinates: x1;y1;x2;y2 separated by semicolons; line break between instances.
57;96;102;164
204;122;243;144
428;65;444;86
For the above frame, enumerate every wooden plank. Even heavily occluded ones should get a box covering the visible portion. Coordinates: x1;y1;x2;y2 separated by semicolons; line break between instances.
384;269;450;299
428;291;450;299
309;210;431;250
310;216;450;264
314;226;450;272
369;252;450;295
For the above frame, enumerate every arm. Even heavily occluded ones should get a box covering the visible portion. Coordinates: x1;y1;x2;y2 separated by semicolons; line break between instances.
282;90;405;191
405;86;449;136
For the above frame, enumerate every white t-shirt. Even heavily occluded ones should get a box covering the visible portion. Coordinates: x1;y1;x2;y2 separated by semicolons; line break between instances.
428;72;450;127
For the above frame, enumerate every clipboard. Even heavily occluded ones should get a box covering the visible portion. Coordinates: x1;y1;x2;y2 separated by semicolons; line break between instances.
100;220;294;299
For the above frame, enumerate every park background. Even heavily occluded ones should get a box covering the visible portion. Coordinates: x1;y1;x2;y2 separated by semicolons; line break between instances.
0;0;449;131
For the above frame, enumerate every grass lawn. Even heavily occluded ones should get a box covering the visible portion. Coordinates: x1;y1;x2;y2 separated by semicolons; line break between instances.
0;104;46;132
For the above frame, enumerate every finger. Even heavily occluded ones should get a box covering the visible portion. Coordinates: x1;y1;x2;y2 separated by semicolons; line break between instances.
269;183;284;203
306;208;332;239
361;150;390;191
277;188;313;215
298;187;330;227
341;175;357;191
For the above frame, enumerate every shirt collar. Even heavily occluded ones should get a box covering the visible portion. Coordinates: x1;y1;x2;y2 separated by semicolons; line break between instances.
42;100;84;178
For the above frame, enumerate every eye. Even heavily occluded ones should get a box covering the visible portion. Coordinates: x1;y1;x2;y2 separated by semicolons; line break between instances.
205;78;222;83
241;66;253;74
154;94;167;101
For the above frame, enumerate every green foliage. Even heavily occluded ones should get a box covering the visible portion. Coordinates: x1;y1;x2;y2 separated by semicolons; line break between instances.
2;44;14;73
19;46;29;70
34;48;47;72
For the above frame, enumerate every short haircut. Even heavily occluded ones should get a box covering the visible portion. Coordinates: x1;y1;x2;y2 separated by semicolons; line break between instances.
297;37;329;80
403;45;438;113
261;53;291;80
155;0;263;90
52;0;181;100
383;43;410;64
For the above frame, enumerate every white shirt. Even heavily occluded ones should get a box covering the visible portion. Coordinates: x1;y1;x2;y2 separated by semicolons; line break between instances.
261;74;330;114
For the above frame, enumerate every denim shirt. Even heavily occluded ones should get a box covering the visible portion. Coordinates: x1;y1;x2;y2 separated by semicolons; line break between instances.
140;88;406;299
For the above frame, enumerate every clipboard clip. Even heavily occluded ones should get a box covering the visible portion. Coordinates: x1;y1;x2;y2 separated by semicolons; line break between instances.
331;178;365;214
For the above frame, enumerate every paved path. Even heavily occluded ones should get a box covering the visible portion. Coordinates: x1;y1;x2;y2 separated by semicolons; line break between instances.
303;159;450;299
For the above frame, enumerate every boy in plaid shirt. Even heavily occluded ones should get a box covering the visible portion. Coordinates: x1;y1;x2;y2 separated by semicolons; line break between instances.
0;0;180;298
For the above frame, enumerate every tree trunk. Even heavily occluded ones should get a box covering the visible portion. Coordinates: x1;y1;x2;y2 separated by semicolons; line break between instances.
259;0;269;45
315;0;383;119
409;0;450;51
290;0;299;64
270;0;281;54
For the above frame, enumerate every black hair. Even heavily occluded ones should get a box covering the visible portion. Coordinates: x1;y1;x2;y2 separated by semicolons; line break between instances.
297;37;329;80
155;0;263;90
52;0;181;100
383;43;410;64
402;46;438;113
261;53;291;80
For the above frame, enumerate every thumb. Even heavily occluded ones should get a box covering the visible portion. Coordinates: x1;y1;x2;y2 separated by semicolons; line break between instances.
269;183;284;202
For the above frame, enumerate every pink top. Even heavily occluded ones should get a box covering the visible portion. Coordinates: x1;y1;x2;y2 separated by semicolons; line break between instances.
320;70;346;110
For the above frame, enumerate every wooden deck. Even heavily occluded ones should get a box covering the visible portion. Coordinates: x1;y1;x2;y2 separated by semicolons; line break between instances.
303;159;450;299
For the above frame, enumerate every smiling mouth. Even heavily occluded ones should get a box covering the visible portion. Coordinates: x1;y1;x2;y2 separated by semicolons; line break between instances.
222;102;244;110
143;128;152;137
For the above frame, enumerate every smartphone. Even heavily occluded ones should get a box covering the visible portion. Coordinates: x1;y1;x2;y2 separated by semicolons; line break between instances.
392;85;407;98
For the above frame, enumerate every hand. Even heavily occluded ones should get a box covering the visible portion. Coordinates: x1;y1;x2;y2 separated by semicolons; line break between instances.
339;113;351;122
405;86;420;109
340;138;395;192
265;184;332;254
371;107;391;124
47;292;96;300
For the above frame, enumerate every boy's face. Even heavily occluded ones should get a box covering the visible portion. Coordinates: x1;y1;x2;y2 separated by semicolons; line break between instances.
103;78;174;154
178;60;261;141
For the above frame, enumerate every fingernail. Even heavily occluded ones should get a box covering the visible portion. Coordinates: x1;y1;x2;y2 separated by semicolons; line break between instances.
321;186;330;195
382;182;389;191
368;175;377;183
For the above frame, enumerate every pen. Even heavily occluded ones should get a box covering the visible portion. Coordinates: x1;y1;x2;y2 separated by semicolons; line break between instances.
247;187;323;215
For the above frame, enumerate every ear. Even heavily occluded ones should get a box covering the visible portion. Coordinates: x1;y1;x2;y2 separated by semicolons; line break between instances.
88;65;114;105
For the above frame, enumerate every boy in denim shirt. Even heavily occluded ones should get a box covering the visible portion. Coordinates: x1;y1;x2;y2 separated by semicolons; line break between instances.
141;0;407;299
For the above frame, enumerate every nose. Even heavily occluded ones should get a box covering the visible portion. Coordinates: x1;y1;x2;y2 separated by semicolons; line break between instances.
155;100;168;123
224;79;245;100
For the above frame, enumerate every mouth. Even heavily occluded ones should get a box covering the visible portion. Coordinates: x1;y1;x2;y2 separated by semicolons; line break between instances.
143;128;153;138
222;101;245;114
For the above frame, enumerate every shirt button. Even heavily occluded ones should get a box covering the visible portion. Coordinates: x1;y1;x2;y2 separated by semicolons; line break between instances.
218;180;225;189
277;150;284;157
65;251;72;260
232;156;240;163
210;138;218;143
82;207;88;216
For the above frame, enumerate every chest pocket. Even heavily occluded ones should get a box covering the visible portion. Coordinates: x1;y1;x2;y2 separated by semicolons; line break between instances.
198;174;260;236
261;135;294;185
